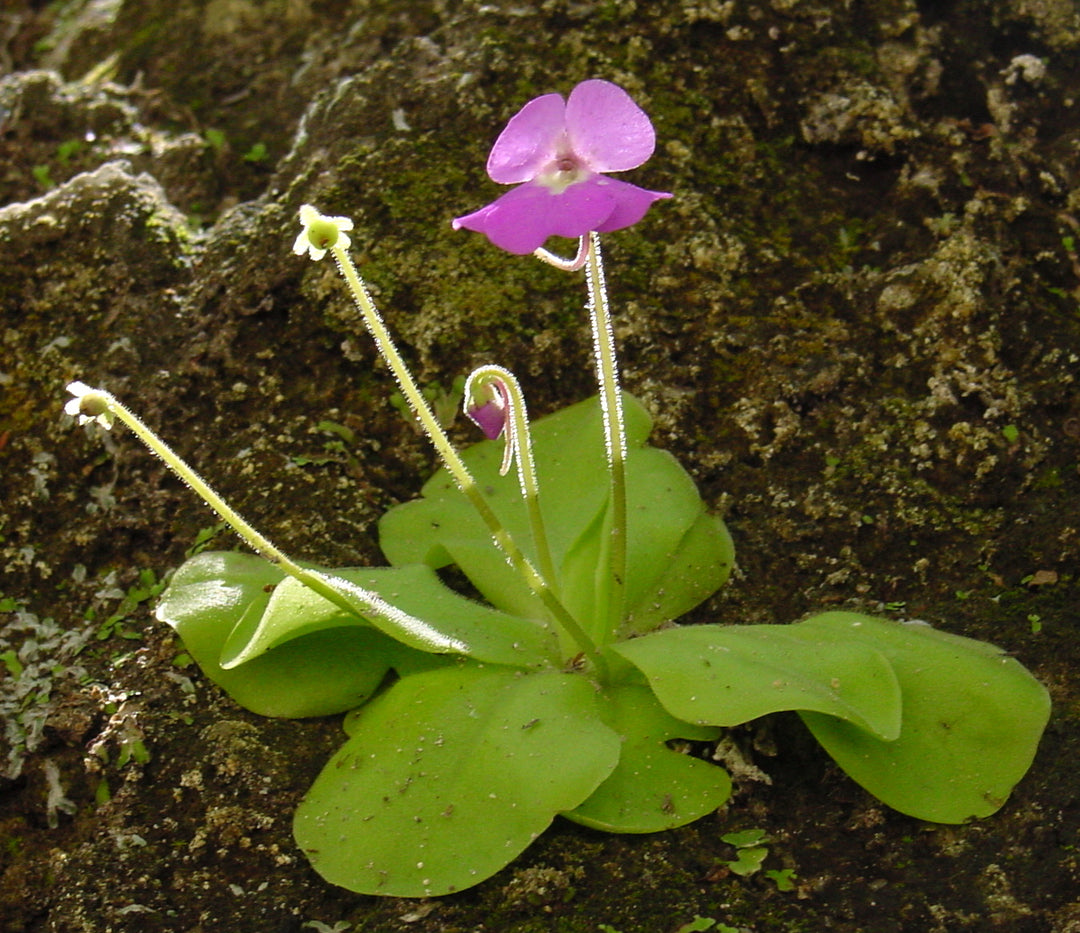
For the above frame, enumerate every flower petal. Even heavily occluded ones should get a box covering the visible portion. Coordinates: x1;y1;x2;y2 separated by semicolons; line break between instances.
565;80;656;173
546;177;620;237
466;400;508;440
454;180;615;254
486;93;567;185
591;178;672;233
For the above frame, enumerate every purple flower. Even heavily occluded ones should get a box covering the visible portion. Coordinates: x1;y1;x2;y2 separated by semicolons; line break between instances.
453;79;671;254
464;375;510;440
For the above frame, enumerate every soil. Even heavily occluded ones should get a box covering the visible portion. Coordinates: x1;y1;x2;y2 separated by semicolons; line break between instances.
1;1;1079;931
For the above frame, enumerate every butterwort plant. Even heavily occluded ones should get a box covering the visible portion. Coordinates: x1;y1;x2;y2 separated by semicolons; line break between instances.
64;80;1050;897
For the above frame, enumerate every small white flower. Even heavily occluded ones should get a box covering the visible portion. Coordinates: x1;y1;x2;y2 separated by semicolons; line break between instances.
64;381;114;429
293;204;354;261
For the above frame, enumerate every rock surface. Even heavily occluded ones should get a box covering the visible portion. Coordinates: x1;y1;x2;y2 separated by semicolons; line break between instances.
1;1;1078;930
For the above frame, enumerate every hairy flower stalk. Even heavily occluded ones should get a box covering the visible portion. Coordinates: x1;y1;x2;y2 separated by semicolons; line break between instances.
296;208;603;671
582;233;627;636
533;236;589;272
532;234;628;639
455;79;667;642
464;365;558;588
62;383;441;639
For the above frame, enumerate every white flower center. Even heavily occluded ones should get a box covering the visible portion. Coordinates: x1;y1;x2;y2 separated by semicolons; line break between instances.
535;152;589;194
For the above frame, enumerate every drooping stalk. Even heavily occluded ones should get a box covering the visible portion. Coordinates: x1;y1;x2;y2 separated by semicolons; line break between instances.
464;364;558;588
582;232;628;639
533;236;589;272
329;244;604;673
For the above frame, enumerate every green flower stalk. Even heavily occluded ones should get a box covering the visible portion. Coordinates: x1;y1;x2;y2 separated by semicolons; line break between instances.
293;205;602;671
62;382;465;651
533;233;628;641
582;232;627;636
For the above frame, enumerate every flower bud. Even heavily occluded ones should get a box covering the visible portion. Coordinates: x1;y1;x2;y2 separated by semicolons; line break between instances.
464;379;509;440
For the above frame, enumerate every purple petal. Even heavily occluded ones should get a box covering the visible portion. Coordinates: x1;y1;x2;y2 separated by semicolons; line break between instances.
452;203;495;234
454;180;614;254
486;93;567;185
466;400;508;440
543;177;619;238
591;177;672;233
565;79;656;174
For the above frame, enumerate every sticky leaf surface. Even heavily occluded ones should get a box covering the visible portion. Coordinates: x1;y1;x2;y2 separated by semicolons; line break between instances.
293;664;621;896
614;622;902;738
565;683;730;833
155;552;399;717
795;612;1051;822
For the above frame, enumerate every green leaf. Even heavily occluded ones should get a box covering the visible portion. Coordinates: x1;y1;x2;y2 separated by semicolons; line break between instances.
620;510;734;638
676;919;717;933
558;444;734;645
222;564;559;669
1;649;23;678
242;141;269;162
721;828;767;848
379;394;733;639
620;448;731;628
614;623;902;739
726;846;767;876
794;612;1051;823
765;868;797;891
204;128;226;151
565;684;730;833
155;552;402;718
293;664;621;896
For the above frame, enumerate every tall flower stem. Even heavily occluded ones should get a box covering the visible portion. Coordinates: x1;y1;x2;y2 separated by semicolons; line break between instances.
329;245;604;673
69;388;437;637
582;232;628;640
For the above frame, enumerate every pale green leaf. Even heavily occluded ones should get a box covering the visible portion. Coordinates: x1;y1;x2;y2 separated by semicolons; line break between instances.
722;828;768;848
565;683;730;833
293;664;621;896
620;511;734;638
795;612;1051;822
221;564;558;669
155;552;400;718
726;846;767;876
614;622;902;739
